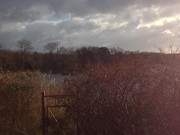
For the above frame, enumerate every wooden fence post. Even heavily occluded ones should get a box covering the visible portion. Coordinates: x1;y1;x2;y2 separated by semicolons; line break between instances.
42;92;46;135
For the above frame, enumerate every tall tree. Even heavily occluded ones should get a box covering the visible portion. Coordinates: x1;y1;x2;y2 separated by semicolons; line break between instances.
44;42;59;53
17;39;33;54
16;39;33;70
97;47;111;64
0;43;3;49
43;42;59;73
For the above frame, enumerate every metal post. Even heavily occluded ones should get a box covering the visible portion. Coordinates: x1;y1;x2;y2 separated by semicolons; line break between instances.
46;107;49;133
42;92;46;135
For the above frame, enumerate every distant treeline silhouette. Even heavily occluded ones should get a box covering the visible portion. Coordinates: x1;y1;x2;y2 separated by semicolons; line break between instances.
0;39;179;73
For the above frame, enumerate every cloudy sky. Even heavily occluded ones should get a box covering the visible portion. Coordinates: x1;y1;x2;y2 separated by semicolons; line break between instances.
1;0;180;52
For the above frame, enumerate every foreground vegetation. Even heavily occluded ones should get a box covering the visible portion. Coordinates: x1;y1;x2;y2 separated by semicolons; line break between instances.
1;46;180;134
64;60;180;135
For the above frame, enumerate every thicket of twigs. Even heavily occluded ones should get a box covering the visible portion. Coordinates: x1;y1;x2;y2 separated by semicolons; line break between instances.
0;71;63;135
1;54;180;135
64;58;180;135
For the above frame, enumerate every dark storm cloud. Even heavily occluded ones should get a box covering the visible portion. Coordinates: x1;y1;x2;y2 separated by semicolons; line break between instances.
1;0;180;52
1;0;179;22
9;18;99;51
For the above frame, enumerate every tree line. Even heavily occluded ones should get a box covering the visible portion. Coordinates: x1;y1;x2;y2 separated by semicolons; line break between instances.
0;39;180;74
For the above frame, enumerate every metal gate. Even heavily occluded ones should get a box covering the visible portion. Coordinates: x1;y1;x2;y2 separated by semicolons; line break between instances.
41;92;76;135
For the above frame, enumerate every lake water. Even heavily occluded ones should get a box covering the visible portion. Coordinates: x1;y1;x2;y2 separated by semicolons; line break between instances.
44;74;68;84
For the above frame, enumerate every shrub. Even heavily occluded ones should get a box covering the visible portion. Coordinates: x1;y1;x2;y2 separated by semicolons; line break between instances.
0;71;48;135
63;61;180;135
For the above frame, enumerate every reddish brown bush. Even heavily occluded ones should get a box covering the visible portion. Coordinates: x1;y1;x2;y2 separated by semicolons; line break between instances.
64;60;180;135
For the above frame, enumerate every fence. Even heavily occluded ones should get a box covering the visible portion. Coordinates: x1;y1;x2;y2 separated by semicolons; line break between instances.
41;92;76;135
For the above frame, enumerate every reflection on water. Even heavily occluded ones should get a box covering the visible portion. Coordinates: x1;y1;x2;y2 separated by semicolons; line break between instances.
44;74;68;85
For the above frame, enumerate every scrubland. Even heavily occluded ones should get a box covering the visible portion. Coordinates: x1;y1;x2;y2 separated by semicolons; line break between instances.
1;48;180;135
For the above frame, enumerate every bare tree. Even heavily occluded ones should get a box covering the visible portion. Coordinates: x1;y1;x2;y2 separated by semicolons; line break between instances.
155;43;180;54
44;42;59;53
17;39;33;54
0;43;3;49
